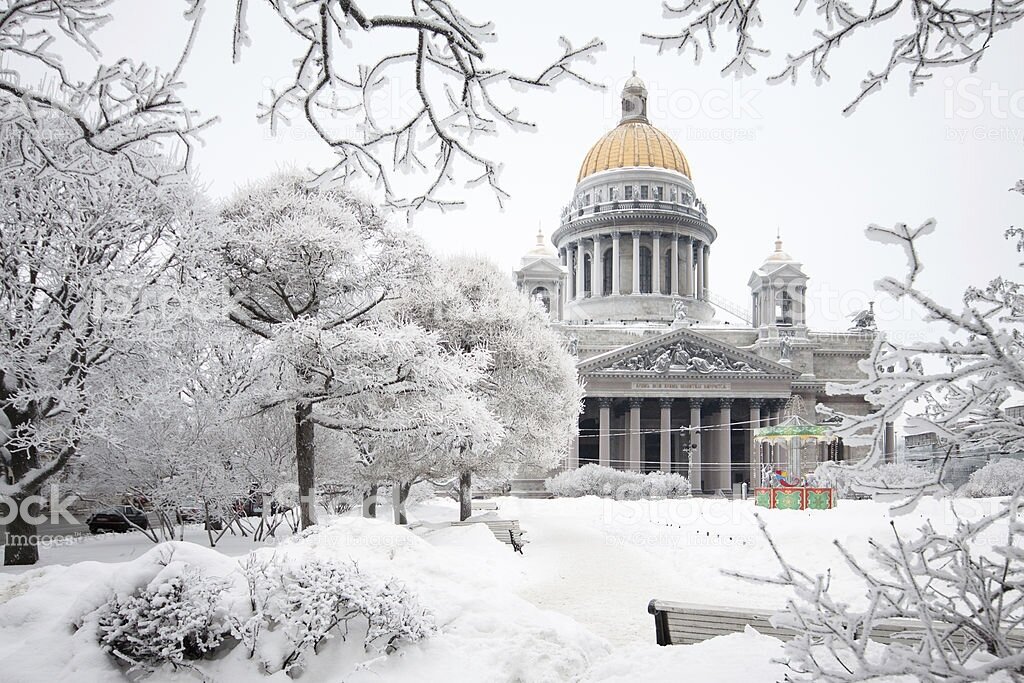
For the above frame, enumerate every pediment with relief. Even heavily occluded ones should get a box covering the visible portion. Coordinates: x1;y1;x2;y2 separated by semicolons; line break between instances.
578;328;797;378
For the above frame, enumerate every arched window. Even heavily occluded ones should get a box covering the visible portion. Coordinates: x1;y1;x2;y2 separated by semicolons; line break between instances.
602;248;613;295
583;254;592;296
638;246;652;294
531;286;550;313
775;290;793;325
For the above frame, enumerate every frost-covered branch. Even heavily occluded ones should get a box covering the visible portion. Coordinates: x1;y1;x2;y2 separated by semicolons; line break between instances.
0;0;212;180
821;201;1024;466
226;0;603;212
645;1;1024;114
728;497;1024;681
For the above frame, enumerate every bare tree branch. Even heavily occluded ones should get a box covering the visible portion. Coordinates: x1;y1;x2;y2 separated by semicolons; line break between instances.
227;0;604;213
644;1;1024;115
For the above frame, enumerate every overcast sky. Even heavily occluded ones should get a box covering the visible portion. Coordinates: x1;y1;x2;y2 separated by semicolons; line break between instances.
104;1;1023;338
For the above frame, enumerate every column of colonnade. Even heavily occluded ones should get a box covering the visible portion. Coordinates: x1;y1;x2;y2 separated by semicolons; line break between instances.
559;231;710;309
578;396;794;492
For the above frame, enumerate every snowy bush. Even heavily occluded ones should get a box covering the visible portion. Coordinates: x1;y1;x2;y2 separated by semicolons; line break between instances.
96;567;231;673
813;461;935;498
639;471;692;498
235;555;434;674
960;458;1024;498
545;465;690;499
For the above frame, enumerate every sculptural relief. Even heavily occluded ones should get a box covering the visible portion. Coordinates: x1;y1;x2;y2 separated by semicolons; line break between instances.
608;341;764;374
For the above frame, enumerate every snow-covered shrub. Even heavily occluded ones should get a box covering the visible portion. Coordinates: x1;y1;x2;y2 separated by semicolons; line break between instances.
235;555;434;674
960;458;1024;498
545;464;690;499
639;471;692;498
96;567;231;673
813;461;935;498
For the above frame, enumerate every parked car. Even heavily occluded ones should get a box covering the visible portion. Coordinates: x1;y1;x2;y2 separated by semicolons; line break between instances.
175;506;204;524
87;506;149;534
241;493;290;517
176;504;224;530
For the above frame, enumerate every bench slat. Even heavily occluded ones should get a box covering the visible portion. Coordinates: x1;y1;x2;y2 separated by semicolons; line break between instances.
650;600;1024;650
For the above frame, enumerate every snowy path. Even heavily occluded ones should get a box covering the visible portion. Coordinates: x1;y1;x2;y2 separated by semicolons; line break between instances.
514;511;685;646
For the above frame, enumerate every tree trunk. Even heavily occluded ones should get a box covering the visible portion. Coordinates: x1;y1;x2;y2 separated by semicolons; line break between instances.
458;470;472;521
4;439;40;566
294;401;316;530
392;481;411;525
362;483;378;518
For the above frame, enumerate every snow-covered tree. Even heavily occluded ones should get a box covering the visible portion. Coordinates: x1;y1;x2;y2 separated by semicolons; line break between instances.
224;0;603;210
74;329;268;544
822;184;1024;468
731;182;1024;680
0;0;209;180
217;173;497;529
644;2;1024;114
732;497;1024;682
0;112;205;565
402;256;582;520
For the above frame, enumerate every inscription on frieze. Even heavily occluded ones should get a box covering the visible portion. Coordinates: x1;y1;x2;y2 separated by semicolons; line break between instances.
632;382;732;391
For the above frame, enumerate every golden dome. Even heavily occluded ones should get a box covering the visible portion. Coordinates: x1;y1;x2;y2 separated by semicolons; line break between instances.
577;121;692;182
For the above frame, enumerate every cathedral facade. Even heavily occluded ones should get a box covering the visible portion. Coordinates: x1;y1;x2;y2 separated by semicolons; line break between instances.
515;74;875;492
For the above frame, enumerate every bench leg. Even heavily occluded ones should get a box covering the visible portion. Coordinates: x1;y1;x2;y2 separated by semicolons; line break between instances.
509;529;524;554
653;610;671;646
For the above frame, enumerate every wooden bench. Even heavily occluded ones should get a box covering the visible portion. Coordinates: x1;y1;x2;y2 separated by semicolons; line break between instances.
452;518;528;553
471;500;498;511
647;600;1024;651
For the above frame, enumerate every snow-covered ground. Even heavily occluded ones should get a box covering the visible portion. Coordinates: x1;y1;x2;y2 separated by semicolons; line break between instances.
0;495;1010;682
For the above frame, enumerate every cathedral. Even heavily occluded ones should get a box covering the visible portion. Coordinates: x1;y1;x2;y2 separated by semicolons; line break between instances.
514;73;875;493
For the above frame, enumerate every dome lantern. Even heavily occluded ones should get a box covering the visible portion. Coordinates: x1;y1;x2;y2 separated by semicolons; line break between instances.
620;70;648;124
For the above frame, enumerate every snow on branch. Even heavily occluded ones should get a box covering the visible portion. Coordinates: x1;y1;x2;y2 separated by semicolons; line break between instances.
228;0;604;213
644;1;1024;114
728;499;1024;681
0;0;213;180
643;0;768;79
821;190;1024;470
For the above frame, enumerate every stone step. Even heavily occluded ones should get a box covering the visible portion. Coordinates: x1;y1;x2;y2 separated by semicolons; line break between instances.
510;478;549;492
508;490;553;499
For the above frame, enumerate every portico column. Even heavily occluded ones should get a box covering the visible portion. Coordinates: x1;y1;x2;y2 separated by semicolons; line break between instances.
629;397;643;472
683;236;693;297
611;231;621;295
769;400;783;467
569;417;580;469
761;408;772;470
671;234;680;296
652;231;662;295
689;398;703;492
631;231;641;294
659;398;673;473
598;397;612;468
591;234;602;297
695;241;705;299
718;398;733;491
702;245;710;298
749;399;763;488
